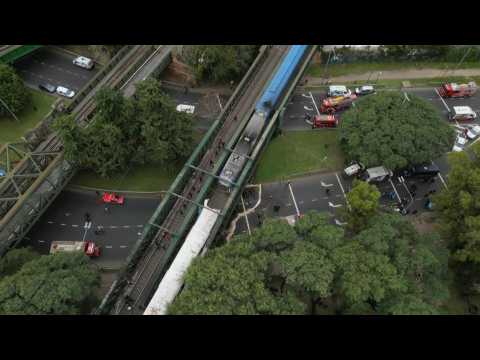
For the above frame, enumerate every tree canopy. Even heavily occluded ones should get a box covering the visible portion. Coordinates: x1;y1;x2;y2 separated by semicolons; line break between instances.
0;247;39;277
182;45;259;83
169;209;449;315
339;91;454;170
345;180;381;233
0;252;100;315
54;78;195;178
0;63;31;118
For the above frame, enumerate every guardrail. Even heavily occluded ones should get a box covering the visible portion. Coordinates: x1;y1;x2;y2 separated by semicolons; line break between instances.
96;45;273;314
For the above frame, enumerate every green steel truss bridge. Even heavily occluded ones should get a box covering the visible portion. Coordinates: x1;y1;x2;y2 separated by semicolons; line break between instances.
99;45;318;315
0;45;174;256
0;45;43;64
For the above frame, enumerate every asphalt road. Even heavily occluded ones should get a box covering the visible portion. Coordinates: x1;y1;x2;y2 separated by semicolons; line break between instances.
24;191;160;268
13;47;99;94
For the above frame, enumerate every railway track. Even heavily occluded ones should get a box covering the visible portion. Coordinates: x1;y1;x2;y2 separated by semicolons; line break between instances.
116;45;291;314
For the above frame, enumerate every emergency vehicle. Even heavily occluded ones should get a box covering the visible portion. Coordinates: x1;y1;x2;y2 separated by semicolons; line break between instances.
438;82;477;98
449;106;477;122
320;94;357;114
50;241;101;257
102;192;125;205
312;114;338;128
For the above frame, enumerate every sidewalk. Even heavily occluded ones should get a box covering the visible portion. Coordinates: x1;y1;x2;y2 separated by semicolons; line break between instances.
306;68;480;85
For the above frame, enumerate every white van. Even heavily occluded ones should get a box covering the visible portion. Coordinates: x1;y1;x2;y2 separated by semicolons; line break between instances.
176;104;195;114
450;106;477;122
73;56;94;70
327;85;351;98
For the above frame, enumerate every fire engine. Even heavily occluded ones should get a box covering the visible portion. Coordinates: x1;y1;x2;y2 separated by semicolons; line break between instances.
50;241;101;257
437;82;477;98
320;94;357;113
312;114;338;128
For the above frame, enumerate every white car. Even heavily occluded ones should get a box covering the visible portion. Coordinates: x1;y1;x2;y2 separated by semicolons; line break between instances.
176;104;195;114
466;125;480;140
327;85;351;98
452;135;468;152
450;106;477;122
56;86;75;99
73;56;94;70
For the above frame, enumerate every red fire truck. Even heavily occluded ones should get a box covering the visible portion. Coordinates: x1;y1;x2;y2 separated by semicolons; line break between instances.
437;82;477;98
320;94;357;113
50;241;101;257
312;114;338;128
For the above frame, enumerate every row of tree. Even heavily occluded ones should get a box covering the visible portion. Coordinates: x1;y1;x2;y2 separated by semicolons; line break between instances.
54;78;195;178
0;249;100;315
169;181;449;315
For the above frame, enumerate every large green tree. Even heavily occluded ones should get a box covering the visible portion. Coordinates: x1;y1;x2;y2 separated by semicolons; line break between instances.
339;91;454;170
345;180;381;233
0;252;100;315
0;63;31;118
0;247;39;277
182;45;259;83
54;78;194;178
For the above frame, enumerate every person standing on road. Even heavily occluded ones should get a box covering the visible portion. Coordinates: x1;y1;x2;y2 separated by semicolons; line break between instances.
104;206;109;214
325;188;331;196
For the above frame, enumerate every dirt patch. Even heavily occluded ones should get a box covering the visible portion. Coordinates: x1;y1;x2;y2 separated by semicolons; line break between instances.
160;57;195;85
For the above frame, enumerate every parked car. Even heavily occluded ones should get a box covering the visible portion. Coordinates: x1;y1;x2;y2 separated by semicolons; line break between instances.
176;104;195;114
360;166;393;183
466;125;480;140
355;85;375;96
327;85;351;98
73;56;94;70
38;82;56;93
452;135;468;152
56;86;75;98
102;192;125;205
343;161;365;178
399;163;440;180
450;106;477;122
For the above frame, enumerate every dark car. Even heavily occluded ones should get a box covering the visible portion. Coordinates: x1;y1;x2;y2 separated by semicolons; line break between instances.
38;83;56;93
399;163;440;180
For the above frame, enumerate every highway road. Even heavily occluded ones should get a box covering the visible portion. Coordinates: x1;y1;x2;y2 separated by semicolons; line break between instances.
23;190;160;269
13;47;100;94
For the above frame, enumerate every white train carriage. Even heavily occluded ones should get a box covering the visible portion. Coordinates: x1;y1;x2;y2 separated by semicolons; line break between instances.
143;200;220;315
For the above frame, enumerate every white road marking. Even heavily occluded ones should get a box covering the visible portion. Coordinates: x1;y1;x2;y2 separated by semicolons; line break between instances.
286;203;292;207
72;225;79;228
38;240;45;243
120;245;128;249
240;195;252;236
60;223;66;226
288;182;301;217
47;221;54;224
312;198;318;202
123;225;130;229
299;200;304;204
137;232;142;236
137;225;143;228
328;202;343;208
435;88;451;113
321;181;334;188
216;94;223;110
110;226;118;229
105;245;113;249
309;92;321;116
388;179;402;203
304;106;314;111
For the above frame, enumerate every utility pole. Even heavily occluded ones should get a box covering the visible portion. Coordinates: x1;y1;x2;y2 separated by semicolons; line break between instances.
0;97;19;122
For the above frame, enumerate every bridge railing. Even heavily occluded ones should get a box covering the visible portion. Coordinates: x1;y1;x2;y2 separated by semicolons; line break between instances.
96;45;273;315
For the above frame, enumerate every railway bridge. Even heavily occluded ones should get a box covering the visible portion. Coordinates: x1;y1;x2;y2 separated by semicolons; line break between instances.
0;45;174;256
0;45;43;64
99;45;317;315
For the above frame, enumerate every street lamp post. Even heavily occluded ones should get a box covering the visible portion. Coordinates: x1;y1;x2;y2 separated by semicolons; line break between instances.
0;96;19;122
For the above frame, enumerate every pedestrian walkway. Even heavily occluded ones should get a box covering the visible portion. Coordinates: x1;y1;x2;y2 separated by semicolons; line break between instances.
306;68;480;85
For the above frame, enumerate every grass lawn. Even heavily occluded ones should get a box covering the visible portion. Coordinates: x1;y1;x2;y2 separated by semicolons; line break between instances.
307;61;480;78
71;162;183;192
0;89;55;146
254;130;345;184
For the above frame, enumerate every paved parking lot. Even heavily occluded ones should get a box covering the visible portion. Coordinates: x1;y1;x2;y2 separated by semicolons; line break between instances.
13;47;99;95
24;191;160;269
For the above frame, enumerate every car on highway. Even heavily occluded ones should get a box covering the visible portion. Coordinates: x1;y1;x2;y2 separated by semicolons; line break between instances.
176;104;195;114
56;86;75;98
327;85;351;97
73;56;94;70
466;125;480;140
355;85;375;96
38;82;56;93
450;106;477;122
102;192;125;205
452;135;468;152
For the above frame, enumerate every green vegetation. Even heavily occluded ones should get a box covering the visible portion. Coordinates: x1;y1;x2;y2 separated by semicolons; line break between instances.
0;63;31;118
55;78;195;179
182;45;260;83
345;180;381;233
307;61;480;78
169;210;449;315
0;252;100;315
0;89;55;145
254;131;345;183
339;91;454;170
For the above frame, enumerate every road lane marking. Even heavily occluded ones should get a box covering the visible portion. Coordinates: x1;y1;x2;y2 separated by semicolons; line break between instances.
120;245;128;249
123;225;130;229
435;88;450;113
110;226;118;229
388;179;402;203
288;182;301;217
48;221;54;224
38;240;45;243
60;223;66;226
105;245;113;249
240;195;252;236
216;94;223;110
309;92;320;116
312;198;318;202
72;225;79;228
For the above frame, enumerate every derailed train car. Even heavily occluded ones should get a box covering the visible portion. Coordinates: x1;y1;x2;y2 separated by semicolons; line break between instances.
218;45;308;188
